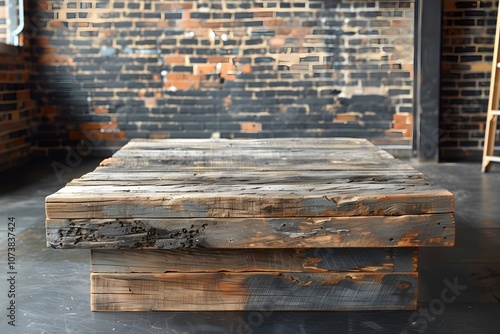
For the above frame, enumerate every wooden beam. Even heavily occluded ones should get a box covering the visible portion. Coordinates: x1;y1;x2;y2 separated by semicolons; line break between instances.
90;248;418;273
46;214;454;249
91;271;418;311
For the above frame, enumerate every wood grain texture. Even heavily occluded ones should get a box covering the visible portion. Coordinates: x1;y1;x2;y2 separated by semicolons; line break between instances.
45;184;453;219
121;138;380;151
90;248;418;273
45;138;454;220
45;138;455;249
91;272;418;311
47;214;454;249
95;156;416;171
69;170;429;187
45;138;451;312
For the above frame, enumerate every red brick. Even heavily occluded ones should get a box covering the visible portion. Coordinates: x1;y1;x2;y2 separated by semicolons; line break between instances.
165;81;197;90
42;106;59;115
167;73;185;81
392;20;412;27
277;29;292;35
36;36;50;46
196;64;217;75
264;19;285;27
200;21;223;28
69;130;83;141
269;37;285;47
255;12;274;18
150;133;170;139
334;113;358;123
207;56;230;63
145;98;157;108
291;28;311;36
178;20;201;29
241;64;252;73
382;28;400;35
240;122;262;133
165;55;186;64
80;123;118;131
49;20;66;28
94;107;108;114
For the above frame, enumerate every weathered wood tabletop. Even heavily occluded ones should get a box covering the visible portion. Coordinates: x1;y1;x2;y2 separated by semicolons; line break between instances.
45;138;455;311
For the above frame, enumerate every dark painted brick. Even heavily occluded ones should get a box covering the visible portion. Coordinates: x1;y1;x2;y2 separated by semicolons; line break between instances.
255;56;275;63
251;29;275;37
244;21;263;27
189;57;207;64
461;55;483;62
2;93;17;101
359;11;382;18
172;66;193;72
165;13;183;19
191;12;210;19
0;103;17;112
180;39;198;45
235;12;253;19
388;89;411;96
173;48;194;55
196;48;217;55
245;38;263;45
454;19;475;25
454;46;476;53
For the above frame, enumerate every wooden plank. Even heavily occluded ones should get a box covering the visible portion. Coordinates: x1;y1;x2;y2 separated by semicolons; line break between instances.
96;139;408;172
90;248;417;273
68;170;430;187
91;272;418;311
46;214;455;249
81;169;424;177
110;139;398;172
121;137;379;151
111;148;395;161
116;140;382;152
96;156;415;171
45;183;454;219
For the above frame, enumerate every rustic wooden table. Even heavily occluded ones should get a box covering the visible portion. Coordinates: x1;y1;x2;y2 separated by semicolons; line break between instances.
45;138;455;311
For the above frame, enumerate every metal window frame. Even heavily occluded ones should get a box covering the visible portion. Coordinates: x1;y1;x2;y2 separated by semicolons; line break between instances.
6;0;24;46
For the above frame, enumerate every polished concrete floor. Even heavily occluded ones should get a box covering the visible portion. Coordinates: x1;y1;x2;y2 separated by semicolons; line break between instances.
0;157;499;334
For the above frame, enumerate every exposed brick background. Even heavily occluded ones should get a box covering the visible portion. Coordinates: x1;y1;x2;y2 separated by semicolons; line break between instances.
0;44;34;172
2;0;500;169
0;2;6;43
24;0;415;156
440;0;498;161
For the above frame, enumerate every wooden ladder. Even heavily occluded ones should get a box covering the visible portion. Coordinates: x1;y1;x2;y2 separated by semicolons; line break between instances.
482;8;500;172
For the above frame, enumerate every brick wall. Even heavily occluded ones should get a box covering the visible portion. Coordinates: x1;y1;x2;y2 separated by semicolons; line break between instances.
0;1;7;43
440;0;497;161
0;44;34;172
27;0;415;156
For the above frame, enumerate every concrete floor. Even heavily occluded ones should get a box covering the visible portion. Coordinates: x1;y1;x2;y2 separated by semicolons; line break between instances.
0;157;499;334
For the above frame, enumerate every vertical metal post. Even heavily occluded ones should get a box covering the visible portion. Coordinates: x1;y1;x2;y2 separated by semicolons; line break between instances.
414;0;442;162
